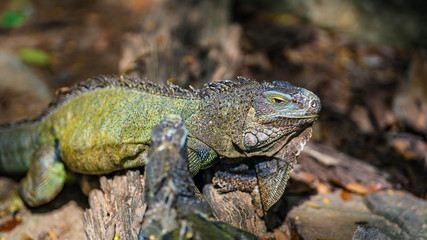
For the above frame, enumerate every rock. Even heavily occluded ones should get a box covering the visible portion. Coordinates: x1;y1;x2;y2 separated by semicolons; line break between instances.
295;142;392;192
352;225;390;240
285;190;427;240
365;190;427;239
285;191;377;240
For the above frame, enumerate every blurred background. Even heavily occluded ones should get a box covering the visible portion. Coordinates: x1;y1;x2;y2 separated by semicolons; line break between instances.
0;0;426;239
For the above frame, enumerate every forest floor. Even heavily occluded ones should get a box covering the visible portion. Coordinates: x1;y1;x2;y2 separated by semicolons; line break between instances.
0;0;426;239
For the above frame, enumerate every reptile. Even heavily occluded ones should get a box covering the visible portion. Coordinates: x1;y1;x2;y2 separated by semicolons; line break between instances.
0;75;320;212
141;114;259;240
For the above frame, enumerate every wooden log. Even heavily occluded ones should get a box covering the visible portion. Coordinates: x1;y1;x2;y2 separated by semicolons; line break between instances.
83;170;145;240
203;184;268;237
294;142;393;193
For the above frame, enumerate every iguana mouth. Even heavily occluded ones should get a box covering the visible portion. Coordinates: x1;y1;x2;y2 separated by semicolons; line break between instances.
281;114;318;119
259;113;318;122
258;114;318;126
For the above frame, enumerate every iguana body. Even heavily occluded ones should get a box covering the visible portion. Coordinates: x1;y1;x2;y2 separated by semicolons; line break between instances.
0;75;320;210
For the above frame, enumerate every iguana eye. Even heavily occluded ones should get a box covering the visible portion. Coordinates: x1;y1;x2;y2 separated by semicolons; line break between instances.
272;97;286;105
264;91;292;107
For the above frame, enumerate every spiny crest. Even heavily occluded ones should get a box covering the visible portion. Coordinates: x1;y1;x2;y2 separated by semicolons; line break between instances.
0;75;258;129
1;75;199;129
198;76;258;98
55;75;256;101
55;75;199;101
237;76;258;84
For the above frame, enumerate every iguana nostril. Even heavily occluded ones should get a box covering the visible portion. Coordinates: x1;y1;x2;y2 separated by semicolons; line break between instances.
306;98;321;114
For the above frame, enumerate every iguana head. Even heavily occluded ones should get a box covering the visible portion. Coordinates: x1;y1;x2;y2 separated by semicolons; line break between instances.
194;77;320;211
242;80;321;153
239;80;320;211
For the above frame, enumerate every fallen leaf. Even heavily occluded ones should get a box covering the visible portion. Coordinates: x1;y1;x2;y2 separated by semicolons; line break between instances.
18;48;51;67
19;232;33;240
1;10;28;28
305;202;322;209
323;198;330;204
316;182;331;194
367;182;383;193
156;35;165;44
340;190;353;200
0;217;22;232
346;182;369;194
48;231;57;240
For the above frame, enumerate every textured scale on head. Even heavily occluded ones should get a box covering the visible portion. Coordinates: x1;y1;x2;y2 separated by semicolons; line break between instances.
191;76;320;160
241;79;321;152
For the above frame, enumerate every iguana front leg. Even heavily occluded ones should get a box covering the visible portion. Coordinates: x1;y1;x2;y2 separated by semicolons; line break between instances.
212;157;295;213
19;142;67;207
212;163;257;192
0;142;66;215
0;178;24;217
187;137;218;176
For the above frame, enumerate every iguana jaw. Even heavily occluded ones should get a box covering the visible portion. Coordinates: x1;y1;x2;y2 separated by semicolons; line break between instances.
279;114;318;119
241;115;316;152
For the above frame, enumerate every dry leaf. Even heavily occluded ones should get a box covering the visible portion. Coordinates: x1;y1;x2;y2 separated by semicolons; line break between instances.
340;190;353;200
316;182;331;193
346;182;369;194
305;202;322;209
274;228;290;240
368;182;384;193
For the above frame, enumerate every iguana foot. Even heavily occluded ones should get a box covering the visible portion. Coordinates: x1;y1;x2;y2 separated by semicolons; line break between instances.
212;164;257;193
19;143;66;207
212;164;265;216
0;177;25;218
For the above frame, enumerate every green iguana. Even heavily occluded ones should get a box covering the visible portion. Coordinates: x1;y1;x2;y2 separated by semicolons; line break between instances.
141;114;259;240
0;75;320;212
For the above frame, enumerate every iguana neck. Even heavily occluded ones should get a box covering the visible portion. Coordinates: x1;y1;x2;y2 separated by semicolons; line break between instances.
186;78;260;158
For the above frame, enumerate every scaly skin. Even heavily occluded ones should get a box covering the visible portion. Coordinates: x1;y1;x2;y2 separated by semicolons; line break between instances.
0;75;320;211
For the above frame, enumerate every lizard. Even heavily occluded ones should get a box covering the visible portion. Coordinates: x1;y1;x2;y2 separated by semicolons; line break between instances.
0;75;320;213
140;114;259;240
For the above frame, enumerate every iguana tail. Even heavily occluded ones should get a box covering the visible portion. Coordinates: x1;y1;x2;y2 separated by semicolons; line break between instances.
0;121;42;174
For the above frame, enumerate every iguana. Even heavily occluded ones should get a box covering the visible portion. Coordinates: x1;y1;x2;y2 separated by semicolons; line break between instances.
0;75;320;212
141;114;259;240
